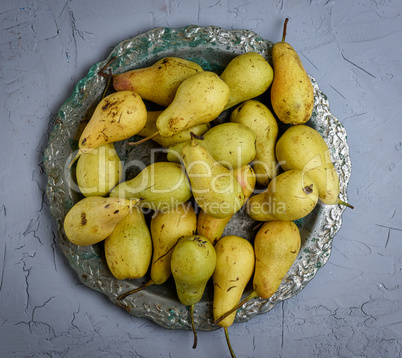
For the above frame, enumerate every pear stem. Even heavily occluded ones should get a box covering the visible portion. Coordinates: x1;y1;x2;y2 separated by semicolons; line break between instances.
224;327;237;358
117;279;154;300
214;291;258;325
282;17;289;42
67;150;81;170
190;304;198;349
98;56;117;78
338;199;354;210
128;131;159;146
101;69;113;100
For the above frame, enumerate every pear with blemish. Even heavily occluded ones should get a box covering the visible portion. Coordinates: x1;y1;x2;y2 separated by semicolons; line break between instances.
104;206;152;280
113;57;204;107
63;196;139;246
220;52;274;110
213;235;255;358
214;221;300;326
230;100;279;186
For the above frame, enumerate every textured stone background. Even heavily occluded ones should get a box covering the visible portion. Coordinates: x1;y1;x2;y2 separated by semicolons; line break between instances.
1;0;401;357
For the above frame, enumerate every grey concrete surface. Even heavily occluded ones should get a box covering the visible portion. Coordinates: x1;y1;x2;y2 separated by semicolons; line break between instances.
1;0;401;357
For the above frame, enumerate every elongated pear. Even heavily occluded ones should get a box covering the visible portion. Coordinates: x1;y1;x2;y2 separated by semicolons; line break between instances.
167;122;256;169
76;143;122;197
63;196;139;246
246;169;318;222
197;165;256;245
113;57;204;107
110;162;192;211
275;124;353;208
156;71;230;137
181;140;246;219
104;207;152;280
171;235;216;349
271;18;314;124
215;221;300;325
230;100;279;185
220;52;273;110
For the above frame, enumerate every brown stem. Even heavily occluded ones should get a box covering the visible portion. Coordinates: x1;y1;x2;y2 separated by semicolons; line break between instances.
214;291;257;325
117;280;154;300
190;305;198;349
282;17;289;42
101;69;113;99
128;132;159;146
224;327;237;358
338;199;354;210
99;56;117;77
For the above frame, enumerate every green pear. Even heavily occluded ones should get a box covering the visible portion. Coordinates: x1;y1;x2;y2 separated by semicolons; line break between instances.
104;207;152;280
110;162;192;211
181;140;246;219
220;52;273;110
171;235;216;349
275;124;353;208
246;169;318;221
76;143;123;197
113;57;204;107
214;221;300;325
63;196;139;246
270;18;314;125
167;122;256;169
230;100;279;186
156;71;230;137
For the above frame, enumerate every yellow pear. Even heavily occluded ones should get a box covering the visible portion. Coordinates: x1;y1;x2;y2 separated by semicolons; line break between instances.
113;57;204;107
104;207;152;280
156;71;230;137
220;51;273;110
246;169;318;222
270;18;314;124
63;196;139;246
212;235;255;358
181;140;246;219
275;124;353;208
214;221;300;325
230;99;279;186
75;143;122;197
110;162;192;211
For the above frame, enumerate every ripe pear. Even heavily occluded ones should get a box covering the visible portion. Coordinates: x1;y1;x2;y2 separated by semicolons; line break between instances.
104;207;152;280
117;202;197;300
270;18;314;125
213;235;255;358
197;165;256;245
246;169;318;222
171;235;216;349
110;162;192;211
215;221;300;325
76;143;123;197
113;57;204;107
275;124;353;208
230;99;279;186
156;71;230;137
135;110;210;148
181;140;246;219
63;196;139;246
220;51;273;110
167;122;256;169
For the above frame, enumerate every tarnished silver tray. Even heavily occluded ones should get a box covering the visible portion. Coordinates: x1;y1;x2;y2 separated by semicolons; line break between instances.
43;26;351;331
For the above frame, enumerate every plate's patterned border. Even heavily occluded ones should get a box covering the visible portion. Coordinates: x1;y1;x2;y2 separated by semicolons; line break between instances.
43;26;351;331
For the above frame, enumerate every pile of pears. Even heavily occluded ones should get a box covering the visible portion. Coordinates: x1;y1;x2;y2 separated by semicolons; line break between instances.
63;19;352;358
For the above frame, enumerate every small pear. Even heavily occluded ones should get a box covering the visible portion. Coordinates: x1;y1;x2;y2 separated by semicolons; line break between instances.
197;165;256;245
214;221;300;325
220;52;273;110
113;57;204;107
246;169;318;222
110;162;192;211
104;207;152;280
181;140;246;219
230;100;279;185
270;18;314;124
213;235;255;358
63;196;139;246
171;235;216;349
275;124;353;208
167;122;256;169
76;143;123;197
156;71;230;137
